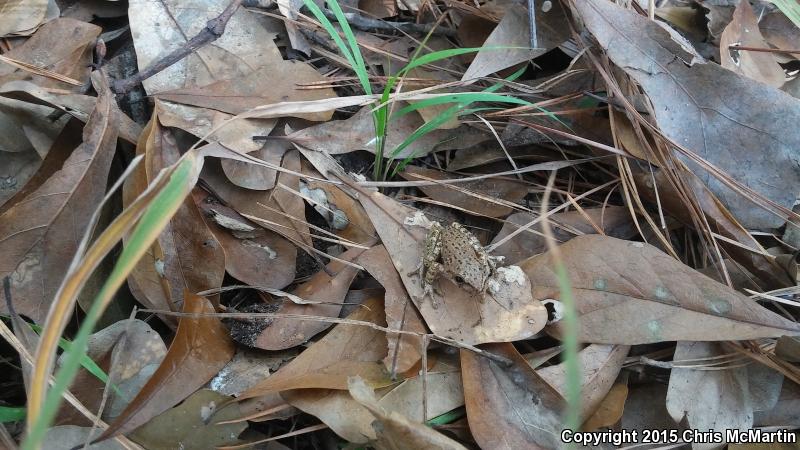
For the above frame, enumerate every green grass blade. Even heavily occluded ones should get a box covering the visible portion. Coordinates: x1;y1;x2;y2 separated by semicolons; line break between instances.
25;323;121;397
391;92;531;119
22;155;202;450
0;406;26;423
425;407;466;426
771;0;800;28
324;0;372;95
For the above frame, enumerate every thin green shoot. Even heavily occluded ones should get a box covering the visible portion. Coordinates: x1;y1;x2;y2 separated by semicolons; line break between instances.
0;406;26;423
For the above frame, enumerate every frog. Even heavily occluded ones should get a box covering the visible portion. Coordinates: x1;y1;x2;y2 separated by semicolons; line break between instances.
410;221;497;307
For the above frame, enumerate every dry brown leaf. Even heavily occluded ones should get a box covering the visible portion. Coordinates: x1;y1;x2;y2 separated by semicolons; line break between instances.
0;72;118;322
620;383;676;434
461;343;565;449
356;186;547;345
521;235;800;344
635;168;792;289
0;18;98;88
192;191;296;290
462;2;569;81
0;80;143;144
128;389;247;450
538;344;630;421
491;206;637;264
252;245;370;351
156;63;338;122
358;0;397;19
282;389;377;443
754;380;800;427
666;341;752;449
237;296;393;399
94;292;235;441
130;0;283;153
0;0;50;36
201;149;313;250
289;106;489;159
358;245;426;374
400;165;528;218
720;0;785;87
582;381;628;431
145;118;226;307
348;377;468;450
221;139;289;191
575;0;800;229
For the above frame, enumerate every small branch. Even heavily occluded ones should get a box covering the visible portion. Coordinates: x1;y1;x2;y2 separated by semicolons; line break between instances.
315;7;457;37
527;0;538;48
730;44;800;55
111;0;242;94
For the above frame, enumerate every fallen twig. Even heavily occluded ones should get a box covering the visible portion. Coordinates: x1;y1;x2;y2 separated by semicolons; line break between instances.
314;6;457;37
110;0;242;94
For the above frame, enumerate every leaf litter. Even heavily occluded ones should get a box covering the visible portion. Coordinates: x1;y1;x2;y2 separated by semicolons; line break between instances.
2;0;800;448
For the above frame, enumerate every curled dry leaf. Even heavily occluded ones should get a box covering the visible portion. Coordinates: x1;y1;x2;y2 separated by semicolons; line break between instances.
237;296;393;400
575;0;800;229
521;235;800;344
491;206;637;264
0;71;118;322
400;165;528;218
461;343;565;450
252;245;371;351
124;114;225;312
358;245;426;374
192;190;296;290
356;187;547;345
666;341;752;450
719;0;785;88
538;344;630;421
221;139;289;191
348;377;469;450
94;292;235;441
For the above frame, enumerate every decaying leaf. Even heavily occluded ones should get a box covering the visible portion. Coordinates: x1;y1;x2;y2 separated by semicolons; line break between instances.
719;0;785;87
666;341;753;449
462;343;565;449
237;296;393;399
192;191;297;290
538;344;629;421
129;389;247;450
358;244;426;374
576;0;800;229
522;235;800;344
251;245;370;351
348;376;468;450
95;292;234;441
0;72;118;322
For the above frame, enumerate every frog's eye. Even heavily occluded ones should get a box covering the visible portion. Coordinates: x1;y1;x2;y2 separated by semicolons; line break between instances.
454;275;465;284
